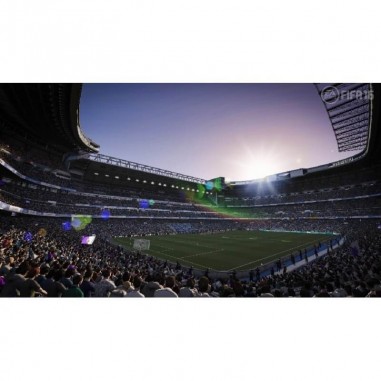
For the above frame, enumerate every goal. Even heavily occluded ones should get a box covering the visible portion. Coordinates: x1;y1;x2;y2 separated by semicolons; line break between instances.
133;239;150;251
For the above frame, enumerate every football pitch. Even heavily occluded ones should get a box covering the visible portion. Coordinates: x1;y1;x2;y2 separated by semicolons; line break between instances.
113;230;336;272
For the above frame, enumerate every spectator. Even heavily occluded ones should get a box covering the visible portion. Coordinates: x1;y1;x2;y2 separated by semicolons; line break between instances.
35;263;49;289
0;256;15;276
80;269;96;297
94;269;116;297
61;267;75;288
0;261;30;297
125;276;145;297
141;274;162;297
259;284;274;297
179;278;198;297
154;276;178;297
19;263;48;297
62;274;84;297
197;276;211;297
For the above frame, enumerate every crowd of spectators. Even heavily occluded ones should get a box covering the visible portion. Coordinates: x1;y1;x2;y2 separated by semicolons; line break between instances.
3;142;381;209
1;140;381;297
227;164;381;200
226;181;381;207
1;177;380;219
258;223;381;297
0;146;73;188
0;145;196;202
0;181;202;210
0;177;219;217
0;216;380;297
225;197;381;218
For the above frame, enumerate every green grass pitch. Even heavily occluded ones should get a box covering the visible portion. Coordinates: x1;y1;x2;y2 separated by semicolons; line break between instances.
113;230;336;272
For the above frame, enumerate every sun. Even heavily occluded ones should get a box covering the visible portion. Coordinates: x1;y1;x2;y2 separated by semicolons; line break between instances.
233;143;282;180
244;155;280;179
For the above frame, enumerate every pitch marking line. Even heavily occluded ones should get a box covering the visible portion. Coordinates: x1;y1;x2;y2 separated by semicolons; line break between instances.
154;237;227;262
156;237;218;250
157;237;216;249
154;242;224;262
146;248;220;272
225;237;329;272
180;248;224;259
154;244;175;254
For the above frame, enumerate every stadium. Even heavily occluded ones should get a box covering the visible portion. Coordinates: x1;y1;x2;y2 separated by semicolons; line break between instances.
0;83;380;297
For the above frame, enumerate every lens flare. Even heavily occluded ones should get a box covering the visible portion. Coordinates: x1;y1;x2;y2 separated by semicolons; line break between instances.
205;181;214;191
71;215;92;231
231;142;282;180
38;228;47;237
214;179;221;191
101;209;111;220
197;184;206;198
62;221;72;231
139;199;149;209
24;231;33;242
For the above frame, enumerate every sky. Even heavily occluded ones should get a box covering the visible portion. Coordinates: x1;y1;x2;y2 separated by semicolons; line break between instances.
80;84;359;182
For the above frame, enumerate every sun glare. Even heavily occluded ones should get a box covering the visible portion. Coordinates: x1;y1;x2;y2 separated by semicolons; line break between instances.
233;144;282;180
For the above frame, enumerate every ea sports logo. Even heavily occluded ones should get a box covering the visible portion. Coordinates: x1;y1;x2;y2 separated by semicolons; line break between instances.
321;86;340;104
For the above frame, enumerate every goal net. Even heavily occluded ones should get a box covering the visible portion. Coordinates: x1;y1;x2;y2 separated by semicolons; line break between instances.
133;239;151;251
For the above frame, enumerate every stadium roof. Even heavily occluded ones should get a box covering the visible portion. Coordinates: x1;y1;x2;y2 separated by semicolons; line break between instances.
0;84;99;153
1;83;380;188
67;154;207;190
87;153;206;183
316;83;372;152
230;84;381;187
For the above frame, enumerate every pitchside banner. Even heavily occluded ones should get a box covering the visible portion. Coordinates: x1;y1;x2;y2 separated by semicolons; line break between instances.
133;239;150;251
